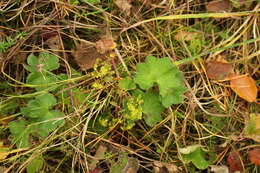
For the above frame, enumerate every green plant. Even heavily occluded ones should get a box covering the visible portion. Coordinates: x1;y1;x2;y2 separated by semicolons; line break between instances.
179;145;212;170
8;52;68;148
9;93;65;148
25;52;61;91
119;55;186;128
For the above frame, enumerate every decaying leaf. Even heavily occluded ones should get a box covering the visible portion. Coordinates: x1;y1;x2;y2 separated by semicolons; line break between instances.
122;157;139;173
230;74;257;102
244;114;260;142
175;31;199;42
89;144;107;170
114;0;132;16
210;165;229;173
205;61;233;80
206;0;232;13
72;41;105;70
248;148;260;166
153;161;179;173
227;151;243;173
45;35;62;50
95;39;116;54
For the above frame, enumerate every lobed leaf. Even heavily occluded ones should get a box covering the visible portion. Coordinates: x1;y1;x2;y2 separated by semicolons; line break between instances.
35;110;65;138
8;120;32;148
21;93;57;118
142;91;164;127
26;156;44;173
26;72;58;91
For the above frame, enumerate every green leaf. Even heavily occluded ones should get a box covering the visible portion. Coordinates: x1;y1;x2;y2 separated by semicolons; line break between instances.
134;56;186;107
26;156;44;173
26;52;59;72
161;86;187;107
119;77;136;91
21;93;57;118
35;110;65;137
142;91;164;127
180;145;210;170
8;120;32;148
26;72;58;91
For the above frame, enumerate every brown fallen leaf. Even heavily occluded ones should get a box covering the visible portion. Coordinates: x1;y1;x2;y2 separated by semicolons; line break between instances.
153;161;179;173
45;35;62;50
206;0;232;13
230;74;258;102
95;39;116;54
227;151;243;173
72;41;106;70
205;61;233;80
114;0;132;16
249;148;260;166
122;157;139;173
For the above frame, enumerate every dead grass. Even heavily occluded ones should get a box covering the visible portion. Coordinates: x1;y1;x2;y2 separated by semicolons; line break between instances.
0;0;259;172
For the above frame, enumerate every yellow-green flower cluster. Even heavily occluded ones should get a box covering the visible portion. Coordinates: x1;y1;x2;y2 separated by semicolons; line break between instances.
122;96;143;130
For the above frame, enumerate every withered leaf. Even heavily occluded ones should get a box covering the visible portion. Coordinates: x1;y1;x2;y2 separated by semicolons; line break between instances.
45;35;62;50
114;0;132;16
230;74;257;102
122;157;139;173
206;0;232;13
72;41;106;71
153;161;179;173
227;151;243;173
95;39;116;54
205;61;233;80
249;148;260;166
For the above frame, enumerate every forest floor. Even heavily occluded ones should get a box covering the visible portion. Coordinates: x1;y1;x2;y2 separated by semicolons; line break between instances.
0;0;260;173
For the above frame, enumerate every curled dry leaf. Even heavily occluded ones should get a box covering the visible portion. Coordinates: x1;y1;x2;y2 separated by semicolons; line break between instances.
114;0;132;16
206;0;232;13
227;151;243;173
248;148;260;166
230;74;257;102
205;61;233;80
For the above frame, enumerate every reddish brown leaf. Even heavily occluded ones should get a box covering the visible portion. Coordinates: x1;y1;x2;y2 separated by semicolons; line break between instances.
205;61;233;80
230;74;258;102
206;0;232;13
249;148;260;165
227;151;243;173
